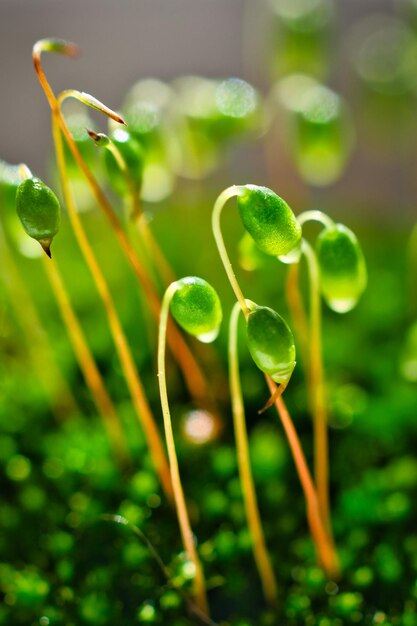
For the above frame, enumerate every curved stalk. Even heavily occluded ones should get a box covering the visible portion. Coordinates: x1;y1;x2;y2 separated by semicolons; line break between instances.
52;113;173;502
229;302;278;606
212;186;248;315
297;210;335;231
158;284;208;614
42;255;129;465
32;41;218;420
301;239;331;533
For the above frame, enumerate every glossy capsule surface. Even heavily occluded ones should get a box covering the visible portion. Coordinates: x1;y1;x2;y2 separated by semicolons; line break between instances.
236;185;301;256
170;277;223;343
246;304;296;385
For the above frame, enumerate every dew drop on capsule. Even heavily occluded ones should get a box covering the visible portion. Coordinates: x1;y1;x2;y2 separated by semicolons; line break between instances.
316;223;367;313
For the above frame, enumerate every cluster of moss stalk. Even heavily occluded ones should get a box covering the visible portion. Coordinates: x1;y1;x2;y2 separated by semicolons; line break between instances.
4;38;367;621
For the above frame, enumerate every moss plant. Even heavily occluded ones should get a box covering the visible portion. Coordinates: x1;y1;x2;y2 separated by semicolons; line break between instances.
15;165;130;465
32;38;217;419
212;183;339;578
50;103;174;501
158;277;223;614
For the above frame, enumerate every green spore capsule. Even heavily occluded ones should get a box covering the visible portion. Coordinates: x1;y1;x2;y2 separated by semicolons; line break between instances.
170;276;222;343
15;177;61;257
246;304;296;385
316;223;367;313
104;128;144;195
236;185;301;256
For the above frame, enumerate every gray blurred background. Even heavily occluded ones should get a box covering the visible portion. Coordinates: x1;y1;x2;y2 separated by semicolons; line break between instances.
0;0;413;220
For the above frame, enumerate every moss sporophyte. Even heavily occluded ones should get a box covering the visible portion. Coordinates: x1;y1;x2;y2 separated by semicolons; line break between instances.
291;209;367;529
158;277;223;614
212;184;340;581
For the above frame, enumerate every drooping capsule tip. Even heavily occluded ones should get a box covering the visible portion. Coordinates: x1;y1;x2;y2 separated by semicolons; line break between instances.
39;238;52;258
33;38;80;60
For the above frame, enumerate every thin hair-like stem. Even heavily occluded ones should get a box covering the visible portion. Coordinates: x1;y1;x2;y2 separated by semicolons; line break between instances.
158;284;208;614
88;128;175;285
42;256;129;465
229;302;278;606
52;113;173;502
301;239;331;534
267;381;339;578
286;262;310;375
297;210;335;230
101;515;219;626
32;41;218;418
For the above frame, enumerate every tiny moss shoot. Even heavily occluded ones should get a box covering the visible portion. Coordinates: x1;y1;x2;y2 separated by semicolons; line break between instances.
229;302;278;606
158;277;222;614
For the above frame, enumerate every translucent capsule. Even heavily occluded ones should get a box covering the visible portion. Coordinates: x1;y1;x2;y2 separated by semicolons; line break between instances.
246;304;296;385
170;277;223;343
236;184;301;256
15;177;61;257
316;223;367;313
294;83;353;186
